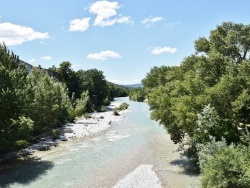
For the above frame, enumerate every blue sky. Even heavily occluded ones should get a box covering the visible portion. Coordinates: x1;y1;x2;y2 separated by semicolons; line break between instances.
1;0;250;84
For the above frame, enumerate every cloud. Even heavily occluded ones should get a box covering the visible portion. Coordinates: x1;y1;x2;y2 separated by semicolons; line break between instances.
89;1;132;27
142;16;164;27
87;50;121;60
69;17;91;32
150;46;177;54
42;56;52;60
0;22;49;46
29;58;36;63
166;21;181;28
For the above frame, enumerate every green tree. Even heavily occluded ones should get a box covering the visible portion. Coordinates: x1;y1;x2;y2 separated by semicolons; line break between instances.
27;69;72;135
74;91;90;118
77;69;109;108
201;145;250;188
57;61;79;98
0;44;33;152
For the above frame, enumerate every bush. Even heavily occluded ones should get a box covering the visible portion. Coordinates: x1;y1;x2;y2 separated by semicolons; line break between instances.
74;91;89;117
201;145;250;188
113;108;119;116
97;105;107;112
103;98;110;106
117;102;129;111
197;137;227;169
84;113;92;119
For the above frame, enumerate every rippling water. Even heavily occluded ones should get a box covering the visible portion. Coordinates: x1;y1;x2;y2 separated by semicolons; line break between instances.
0;97;201;188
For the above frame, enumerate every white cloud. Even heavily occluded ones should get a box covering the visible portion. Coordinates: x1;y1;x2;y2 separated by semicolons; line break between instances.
166;21;181;28
150;46;177;54
42;56;52;60
89;1;132;27
87;50;121;60
142;16;164;27
29;58;36;63
69;17;91;32
0;22;49;46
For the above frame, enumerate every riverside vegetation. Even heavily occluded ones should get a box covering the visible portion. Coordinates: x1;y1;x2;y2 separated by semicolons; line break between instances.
130;22;250;187
0;43;129;154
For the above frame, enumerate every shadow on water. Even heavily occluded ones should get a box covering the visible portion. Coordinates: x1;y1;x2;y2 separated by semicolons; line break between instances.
170;158;200;176
0;157;54;188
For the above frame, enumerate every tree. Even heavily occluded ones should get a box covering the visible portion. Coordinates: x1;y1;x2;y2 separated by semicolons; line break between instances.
57;61;79;98
201;145;250;188
77;69;109;108
195;22;250;64
27;69;72;135
0;43;33;152
144;22;250;149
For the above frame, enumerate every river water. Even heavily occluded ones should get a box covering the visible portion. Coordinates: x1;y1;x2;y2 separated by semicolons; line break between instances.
0;97;201;188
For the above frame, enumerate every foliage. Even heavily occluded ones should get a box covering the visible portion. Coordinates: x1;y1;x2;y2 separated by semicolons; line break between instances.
129;88;146;102
142;22;250;181
196;138;228;169
83;113;92;119
117;102;129;111
27;69;72;135
108;82;129;99
56;61;79;98
74;91;90;118
0;43;33;152
113;108;120;116
143;22;250;147
201;145;250;188
76;69;110;108
96;105;107;112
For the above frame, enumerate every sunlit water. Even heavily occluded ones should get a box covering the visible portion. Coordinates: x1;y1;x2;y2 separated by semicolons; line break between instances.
0;97;200;188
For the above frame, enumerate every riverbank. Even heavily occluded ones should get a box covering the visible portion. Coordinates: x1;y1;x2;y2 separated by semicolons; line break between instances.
0;98;200;188
0;100;128;163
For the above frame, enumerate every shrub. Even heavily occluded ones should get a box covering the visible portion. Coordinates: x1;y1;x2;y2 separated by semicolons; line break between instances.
74;91;89;117
84;113;92;119
103;98;110;106
113;108;119;116
201;145;250;188
197;137;227;169
97;105;107;112
117;102;129;111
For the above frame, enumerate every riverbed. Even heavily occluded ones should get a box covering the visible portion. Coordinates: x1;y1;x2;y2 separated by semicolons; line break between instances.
0;97;201;188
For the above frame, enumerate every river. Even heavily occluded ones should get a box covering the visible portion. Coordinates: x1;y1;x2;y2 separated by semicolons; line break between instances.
0;97;201;188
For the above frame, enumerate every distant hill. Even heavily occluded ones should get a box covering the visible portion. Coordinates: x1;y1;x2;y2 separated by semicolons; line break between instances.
122;83;143;89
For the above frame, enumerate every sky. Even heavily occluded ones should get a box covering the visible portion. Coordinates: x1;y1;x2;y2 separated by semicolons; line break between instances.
1;0;250;85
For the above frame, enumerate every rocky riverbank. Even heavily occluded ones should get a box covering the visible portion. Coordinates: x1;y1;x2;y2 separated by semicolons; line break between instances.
0;100;128;163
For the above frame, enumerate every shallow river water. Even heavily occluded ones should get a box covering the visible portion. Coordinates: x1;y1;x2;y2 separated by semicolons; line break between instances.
0;97;201;188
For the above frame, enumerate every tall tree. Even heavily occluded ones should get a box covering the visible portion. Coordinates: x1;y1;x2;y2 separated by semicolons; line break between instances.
0;44;33;152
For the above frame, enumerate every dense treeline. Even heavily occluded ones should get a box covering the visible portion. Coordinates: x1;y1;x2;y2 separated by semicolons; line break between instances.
141;22;250;187
129;87;146;102
0;44;128;153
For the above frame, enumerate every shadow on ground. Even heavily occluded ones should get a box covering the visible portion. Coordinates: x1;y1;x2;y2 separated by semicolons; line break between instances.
170;158;200;175
0;157;54;188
